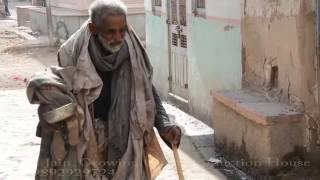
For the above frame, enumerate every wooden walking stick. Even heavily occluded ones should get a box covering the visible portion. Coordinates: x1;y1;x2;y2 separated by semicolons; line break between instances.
172;144;185;180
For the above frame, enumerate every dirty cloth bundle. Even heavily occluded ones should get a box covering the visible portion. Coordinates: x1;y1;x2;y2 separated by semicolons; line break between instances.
27;21;167;180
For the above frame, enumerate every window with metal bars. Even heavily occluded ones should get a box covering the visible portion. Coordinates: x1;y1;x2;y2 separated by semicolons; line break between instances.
152;0;162;16
197;0;205;8
172;33;179;46
180;35;187;48
153;0;161;6
192;0;206;18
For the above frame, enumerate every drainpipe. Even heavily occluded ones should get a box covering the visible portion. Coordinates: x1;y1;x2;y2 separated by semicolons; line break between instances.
167;0;173;91
317;0;320;115
45;0;54;46
316;0;320;145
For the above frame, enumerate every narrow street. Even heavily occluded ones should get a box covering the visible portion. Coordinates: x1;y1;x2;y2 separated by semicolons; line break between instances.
5;1;320;179
0;89;230;179
0;2;240;179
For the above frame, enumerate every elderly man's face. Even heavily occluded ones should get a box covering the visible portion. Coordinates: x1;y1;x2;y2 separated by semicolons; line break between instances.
98;15;127;48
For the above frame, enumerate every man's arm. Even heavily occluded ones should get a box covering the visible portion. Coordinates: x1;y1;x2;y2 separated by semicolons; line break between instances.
153;86;175;132
153;86;181;148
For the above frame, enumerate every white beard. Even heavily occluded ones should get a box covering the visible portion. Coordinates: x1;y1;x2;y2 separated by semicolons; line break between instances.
98;35;123;53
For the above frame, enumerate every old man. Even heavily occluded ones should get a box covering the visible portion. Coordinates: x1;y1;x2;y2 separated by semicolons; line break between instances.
27;0;181;180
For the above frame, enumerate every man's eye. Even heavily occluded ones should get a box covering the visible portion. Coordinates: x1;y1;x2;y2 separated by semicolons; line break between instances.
106;30;116;34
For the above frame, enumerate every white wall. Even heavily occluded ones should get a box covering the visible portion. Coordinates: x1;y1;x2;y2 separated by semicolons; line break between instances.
185;0;242;20
206;0;241;19
145;0;152;11
144;0;241;20
145;0;167;13
51;0;94;10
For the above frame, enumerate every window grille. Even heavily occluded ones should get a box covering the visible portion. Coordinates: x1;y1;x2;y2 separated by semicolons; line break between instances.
172;33;179;46
196;0;205;8
152;0;162;16
154;0;161;6
192;0;206;18
180;35;187;48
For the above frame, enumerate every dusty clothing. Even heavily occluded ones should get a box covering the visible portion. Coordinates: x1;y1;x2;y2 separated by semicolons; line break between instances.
88;34;132;169
27;21;173;180
27;67;85;180
88;33;174;178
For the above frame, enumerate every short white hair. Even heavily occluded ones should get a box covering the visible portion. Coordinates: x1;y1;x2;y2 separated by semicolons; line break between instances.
89;0;127;28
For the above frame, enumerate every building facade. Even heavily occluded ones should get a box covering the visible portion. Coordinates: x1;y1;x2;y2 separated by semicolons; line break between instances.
17;0;146;41
145;0;242;126
146;0;320;176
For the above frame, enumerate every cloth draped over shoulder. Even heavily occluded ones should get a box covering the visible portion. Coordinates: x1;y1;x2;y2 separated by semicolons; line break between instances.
26;20;167;180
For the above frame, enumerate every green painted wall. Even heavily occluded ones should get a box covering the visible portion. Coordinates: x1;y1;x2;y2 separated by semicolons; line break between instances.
187;16;242;125
145;12;170;99
146;13;242;125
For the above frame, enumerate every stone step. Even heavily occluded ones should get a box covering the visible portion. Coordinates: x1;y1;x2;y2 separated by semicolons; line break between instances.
212;89;305;174
213;89;303;125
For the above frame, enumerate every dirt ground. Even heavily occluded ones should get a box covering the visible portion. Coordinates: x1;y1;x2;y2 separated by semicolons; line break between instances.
0;0;58;90
0;29;58;90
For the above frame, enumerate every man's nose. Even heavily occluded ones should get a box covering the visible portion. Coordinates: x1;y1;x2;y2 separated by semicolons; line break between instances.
114;31;123;43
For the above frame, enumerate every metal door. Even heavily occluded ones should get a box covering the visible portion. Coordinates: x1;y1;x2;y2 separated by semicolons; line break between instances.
169;0;188;100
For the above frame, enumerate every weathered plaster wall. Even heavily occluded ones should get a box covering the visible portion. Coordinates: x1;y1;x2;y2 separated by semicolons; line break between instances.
242;0;320;163
243;0;316;111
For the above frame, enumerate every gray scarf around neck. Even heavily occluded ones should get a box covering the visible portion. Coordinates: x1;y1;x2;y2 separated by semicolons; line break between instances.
88;34;132;166
89;34;129;72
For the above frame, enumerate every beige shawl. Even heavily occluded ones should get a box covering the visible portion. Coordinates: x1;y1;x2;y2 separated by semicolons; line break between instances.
56;20;167;179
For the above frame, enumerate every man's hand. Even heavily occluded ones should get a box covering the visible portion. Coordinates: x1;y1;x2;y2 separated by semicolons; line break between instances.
161;126;182;148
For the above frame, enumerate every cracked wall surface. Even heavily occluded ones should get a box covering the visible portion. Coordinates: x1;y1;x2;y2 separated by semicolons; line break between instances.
242;0;320;164
242;0;316;109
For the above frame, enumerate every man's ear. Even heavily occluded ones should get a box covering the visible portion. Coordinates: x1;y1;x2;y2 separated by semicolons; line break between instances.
88;22;97;33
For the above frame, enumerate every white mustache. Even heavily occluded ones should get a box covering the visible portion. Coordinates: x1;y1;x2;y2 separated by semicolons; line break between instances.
98;35;123;53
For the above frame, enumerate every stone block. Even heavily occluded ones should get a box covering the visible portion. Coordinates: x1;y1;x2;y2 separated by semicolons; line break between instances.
213;90;305;174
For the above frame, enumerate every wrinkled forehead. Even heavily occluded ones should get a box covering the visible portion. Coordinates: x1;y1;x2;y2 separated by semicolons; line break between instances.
100;14;127;29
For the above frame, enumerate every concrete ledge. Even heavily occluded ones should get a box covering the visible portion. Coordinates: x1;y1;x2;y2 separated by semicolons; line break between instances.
213;90;303;125
12;28;37;41
212;89;305;174
168;93;189;114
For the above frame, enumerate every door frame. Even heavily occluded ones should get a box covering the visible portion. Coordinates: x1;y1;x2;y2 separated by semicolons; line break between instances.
166;0;189;112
